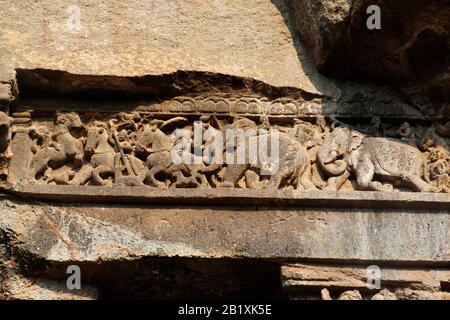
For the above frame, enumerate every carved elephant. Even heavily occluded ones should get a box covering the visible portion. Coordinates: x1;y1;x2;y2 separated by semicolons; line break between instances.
317;126;431;192
222;132;316;190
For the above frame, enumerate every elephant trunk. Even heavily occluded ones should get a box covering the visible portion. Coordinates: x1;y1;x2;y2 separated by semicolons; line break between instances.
317;148;348;176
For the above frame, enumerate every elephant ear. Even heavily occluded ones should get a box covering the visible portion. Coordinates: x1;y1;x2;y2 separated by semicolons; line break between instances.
348;132;363;152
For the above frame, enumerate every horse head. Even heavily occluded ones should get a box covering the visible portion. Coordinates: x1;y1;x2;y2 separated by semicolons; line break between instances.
85;124;108;157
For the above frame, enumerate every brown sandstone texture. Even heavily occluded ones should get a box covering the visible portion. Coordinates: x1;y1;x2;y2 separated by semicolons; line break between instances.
0;0;449;300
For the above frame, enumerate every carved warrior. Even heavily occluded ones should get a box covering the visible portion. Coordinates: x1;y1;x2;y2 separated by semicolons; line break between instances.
84;123;117;185
136;118;222;188
29;112;85;182
317;126;431;192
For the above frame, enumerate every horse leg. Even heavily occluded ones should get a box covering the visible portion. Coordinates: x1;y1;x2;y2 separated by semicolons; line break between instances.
221;164;249;188
91;165;114;186
197;173;209;188
48;151;67;169
30;148;60;180
71;164;93;185
245;170;262;189
145;166;167;188
186;165;205;188
30;154;50;180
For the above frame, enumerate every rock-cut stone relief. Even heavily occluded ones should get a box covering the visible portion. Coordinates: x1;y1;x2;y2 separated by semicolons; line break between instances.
2;110;450;193
0;111;13;179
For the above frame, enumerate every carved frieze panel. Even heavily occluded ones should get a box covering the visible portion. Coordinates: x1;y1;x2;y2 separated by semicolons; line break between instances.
1;103;448;198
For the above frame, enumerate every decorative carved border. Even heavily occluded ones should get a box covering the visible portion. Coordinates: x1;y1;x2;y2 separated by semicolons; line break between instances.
18;94;426;120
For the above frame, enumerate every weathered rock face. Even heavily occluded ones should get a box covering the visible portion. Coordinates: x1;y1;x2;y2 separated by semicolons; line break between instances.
0;0;332;93
285;0;353;75
0;0;449;300
286;0;450;83
282;263;450;300
1;197;449;299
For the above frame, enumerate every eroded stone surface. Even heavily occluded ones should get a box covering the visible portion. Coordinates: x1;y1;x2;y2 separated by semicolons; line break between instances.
2;273;98;300
282;263;450;300
0;0;329;93
286;0;450;82
0;0;449;300
1;198;449;263
1;197;449;299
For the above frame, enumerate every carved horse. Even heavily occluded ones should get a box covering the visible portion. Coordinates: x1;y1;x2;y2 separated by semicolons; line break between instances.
30;112;85;181
136;122;220;188
84;124;116;185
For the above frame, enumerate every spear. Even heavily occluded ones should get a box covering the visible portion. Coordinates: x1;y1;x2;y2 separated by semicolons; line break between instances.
112;130;135;176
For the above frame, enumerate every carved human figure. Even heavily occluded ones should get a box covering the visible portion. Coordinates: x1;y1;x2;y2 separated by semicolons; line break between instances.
135;122;175;187
317;126;432;192
112;129;147;186
29;112;85;181
289;118;327;190
83;122;116;185
422;144;449;193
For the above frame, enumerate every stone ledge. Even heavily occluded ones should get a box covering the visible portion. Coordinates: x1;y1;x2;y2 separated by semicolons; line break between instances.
281;263;450;291
6;184;450;210
1;197;449;263
281;263;450;300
